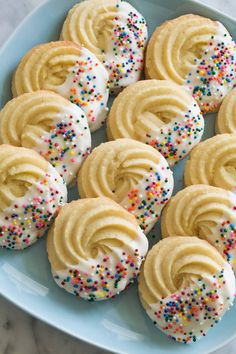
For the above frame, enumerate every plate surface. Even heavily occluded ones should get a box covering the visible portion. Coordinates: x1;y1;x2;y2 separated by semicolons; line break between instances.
0;0;236;353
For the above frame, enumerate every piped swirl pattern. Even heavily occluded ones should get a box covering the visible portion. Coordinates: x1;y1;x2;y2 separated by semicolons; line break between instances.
161;185;236;272
60;0;148;92
12;41;109;132
0;145;67;250
216;88;236;134
0;91;91;185
78;139;174;233
139;237;235;343
107;80;204;165
184;134;236;192
145;15;236;113
47;197;148;301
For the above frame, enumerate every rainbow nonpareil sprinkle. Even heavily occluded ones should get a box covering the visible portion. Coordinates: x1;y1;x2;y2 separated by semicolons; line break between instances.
38;112;91;184
53;250;144;301
148;268;235;343
185;29;236;112
121;166;173;233
217;217;236;266
146;107;204;165
0;170;66;250
102;1;148;91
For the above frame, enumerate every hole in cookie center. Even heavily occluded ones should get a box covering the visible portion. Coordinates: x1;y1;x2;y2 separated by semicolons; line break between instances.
175;273;200;290
0;180;29;212
44;63;72;88
21;119;53;148
135;110;175;136
92;11;115;55
224;165;236;178
90;239;124;258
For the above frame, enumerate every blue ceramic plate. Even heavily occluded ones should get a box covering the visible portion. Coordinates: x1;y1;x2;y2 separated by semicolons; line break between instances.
0;0;235;353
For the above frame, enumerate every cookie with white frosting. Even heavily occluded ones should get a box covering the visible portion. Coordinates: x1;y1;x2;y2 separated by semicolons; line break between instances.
162;184;236;272
12;41;109;132
107;80;204;166
78;139;174;234
60;0;148;93
145;14;236;113
139;237;235;343
0;91;91;185
47;197;148;301
0;145;67;250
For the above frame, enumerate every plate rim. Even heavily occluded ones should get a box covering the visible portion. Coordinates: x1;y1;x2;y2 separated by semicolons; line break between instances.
0;0;236;353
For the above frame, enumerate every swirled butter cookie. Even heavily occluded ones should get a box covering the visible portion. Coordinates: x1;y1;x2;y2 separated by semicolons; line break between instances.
107;80;204;165
12;41;109;132
161;184;236;272
0;145;67;250
184;134;236;192
0;91;91;185
139;237;235;343
60;0;148;92
0;91;91;184
78;139;174;234
47;197;148;301
216;88;236;133
145;14;236;113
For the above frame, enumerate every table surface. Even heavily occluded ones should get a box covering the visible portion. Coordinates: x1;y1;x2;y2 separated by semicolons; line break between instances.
0;0;236;353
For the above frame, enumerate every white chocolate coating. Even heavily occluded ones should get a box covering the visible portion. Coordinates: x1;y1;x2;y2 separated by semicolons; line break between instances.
0;163;67;250
147;262;235;343
102;1;148;92
107;80;205;166
120;155;174;233
47;198;148;301
139;237;236;343
184;22;236;112
0;91;91;185
52;227;148;301
145;15;236;113
56;47;109;132
144;99;204;166
78;139;174;234
32;105;91;185
12;41;109;133
61;0;148;93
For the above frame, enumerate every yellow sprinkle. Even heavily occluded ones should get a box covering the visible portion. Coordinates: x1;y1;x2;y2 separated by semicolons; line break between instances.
97;291;106;298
